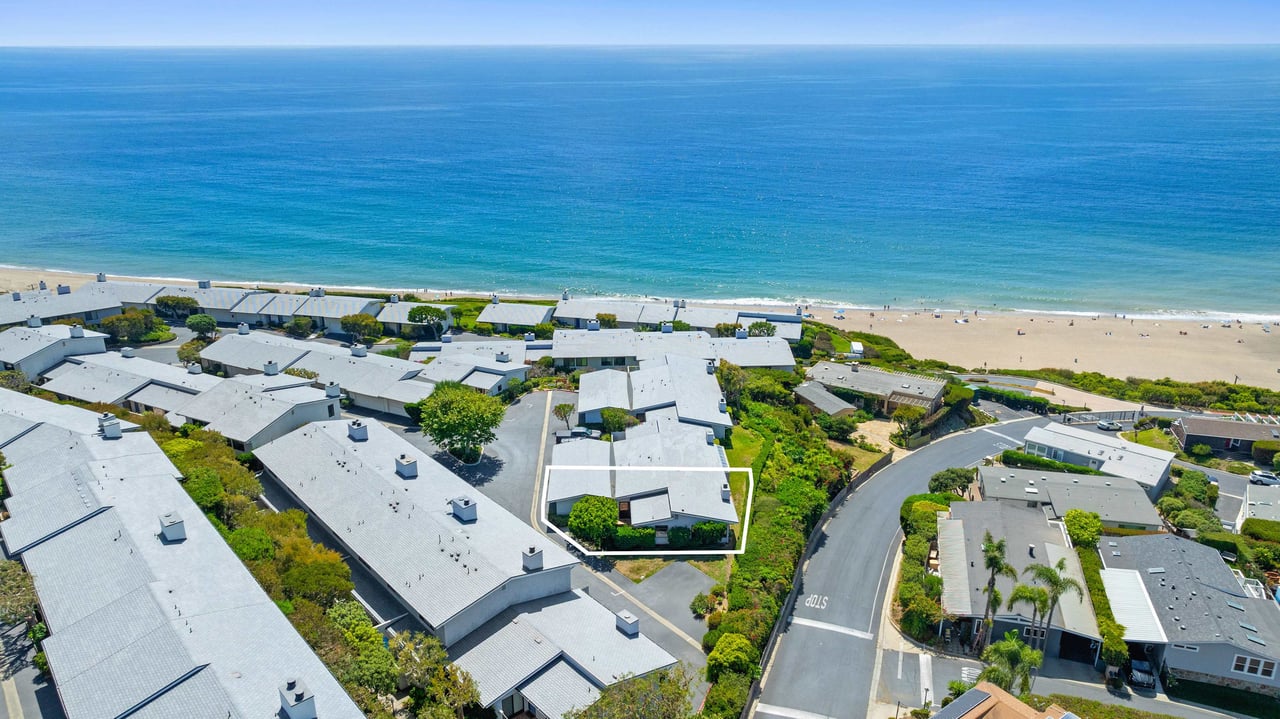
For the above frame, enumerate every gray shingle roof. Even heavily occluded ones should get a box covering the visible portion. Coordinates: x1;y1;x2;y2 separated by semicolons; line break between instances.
794;381;857;416
376;301;455;325
551;329;794;369
254;420;578;629
807;361;946;403
978;467;1162;529
1024;424;1174;490
1177;415;1280;443
0;325;107;364
0;398;362;719
0;285;123;326
296;294;382;320
518;659;601;719
1104;533;1280;653
477;301;555;328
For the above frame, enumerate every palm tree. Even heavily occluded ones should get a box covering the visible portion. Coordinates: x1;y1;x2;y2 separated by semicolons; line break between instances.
978;630;1044;695
1023;558;1084;652
978;531;1017;650
1006;584;1050;644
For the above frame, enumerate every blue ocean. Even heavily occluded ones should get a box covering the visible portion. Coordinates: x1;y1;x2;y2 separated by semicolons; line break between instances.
1;47;1278;316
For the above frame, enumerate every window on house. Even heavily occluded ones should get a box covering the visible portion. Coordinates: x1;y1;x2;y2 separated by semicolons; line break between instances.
328;404;336;417
1022;626;1046;640
1233;655;1276;678
1172;643;1199;652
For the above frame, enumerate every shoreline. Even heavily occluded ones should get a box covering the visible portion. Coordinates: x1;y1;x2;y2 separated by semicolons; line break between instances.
3;262;1278;324
2;263;1277;389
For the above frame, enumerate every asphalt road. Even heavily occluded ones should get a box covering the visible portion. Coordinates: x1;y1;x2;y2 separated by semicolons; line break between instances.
754;416;1050;719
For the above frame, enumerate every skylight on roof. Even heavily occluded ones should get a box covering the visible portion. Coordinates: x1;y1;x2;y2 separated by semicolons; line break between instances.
1241;622;1258;632
1249;635;1268;646
1228;600;1246;611
1147;567;1165;574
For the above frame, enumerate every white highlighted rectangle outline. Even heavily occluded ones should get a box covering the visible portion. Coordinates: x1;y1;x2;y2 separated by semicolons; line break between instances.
541;464;755;557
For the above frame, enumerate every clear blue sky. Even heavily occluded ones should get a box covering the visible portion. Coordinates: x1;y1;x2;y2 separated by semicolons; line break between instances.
1;0;1277;46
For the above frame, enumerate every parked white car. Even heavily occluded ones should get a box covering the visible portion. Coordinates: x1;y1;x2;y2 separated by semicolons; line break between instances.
1096;420;1123;431
1251;471;1280;486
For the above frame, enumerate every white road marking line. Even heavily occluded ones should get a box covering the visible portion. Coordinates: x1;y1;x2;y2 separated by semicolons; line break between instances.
897;650;904;680
919;653;933;707
982;428;1022;445
872;531;899;633
755;703;836;719
789;616;874;641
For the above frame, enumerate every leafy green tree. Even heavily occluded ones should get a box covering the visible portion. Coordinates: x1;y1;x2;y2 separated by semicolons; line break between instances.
427;663;480;719
595;312;619;329
340;313;383;343
979;531;1017;650
716;360;748;408
714;322;742;338
228;526;276;561
283;316;313;337
747;321;776;337
184;467;225;514
1023;558;1084;651
706;633;758;681
928;467;973;496
892;404;927;436
184;313;217;338
554;402;576;429
100;308;159;342
978;630;1043;695
177;338;209;364
1189;443;1213;458
344;644;398;694
281;556;355;605
670;320;693;332
155;294;200;317
389;630;448;691
568;495;619;548
599;407;638;434
415;381;506;462
0;370;30;393
565;665;694;719
407;305;448;340
0;559;38;625
1063;509;1102;548
701;671;751;719
533;321;557;340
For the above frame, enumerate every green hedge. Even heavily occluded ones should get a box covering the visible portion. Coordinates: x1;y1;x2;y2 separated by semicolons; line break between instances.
1243;518;1280;544
1199;532;1252;561
899;493;963;531
975;385;1051;413
614;525;656;550
1001;449;1103;475
1254;440;1280;465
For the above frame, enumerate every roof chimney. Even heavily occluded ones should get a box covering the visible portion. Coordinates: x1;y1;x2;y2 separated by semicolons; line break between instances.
264;360;279;375
309;287;325;298
26;315;41;328
187;363;203;375
56;284;71;295
562;290;570;301
490;293;500;305
661;322;673;334
796;305;803;316
158;512;186;543
706;360;716;375
38;280;47;290
100;414;123;440
197;279;211;289
522;545;544;572
734;327;748;339
351;345;368;358
395;454;418;478
389;294;399;303
524;332;535;342
721;481;731;501
719;396;728;413
279;678;317;719
96;272;106;282
441;334;452;343
348;419;369;442
673;299;681;308
496;351;510;363
451;495;478;523
121;347;136;358
325;381;340;398
586;319;600;331
11;292;20;301
680;299;687;309
616;610;640;637
69;325;84;338
237;322;250;335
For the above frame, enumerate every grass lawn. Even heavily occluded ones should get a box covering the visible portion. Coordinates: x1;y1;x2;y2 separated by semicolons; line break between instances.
448;295;557;331
844;445;887;474
1164;678;1280;719
723;428;764;517
689;557;731;584
1123;428;1180;454
613;558;670;583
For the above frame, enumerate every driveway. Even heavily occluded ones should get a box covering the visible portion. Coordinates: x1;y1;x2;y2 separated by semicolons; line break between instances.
754;417;1051;719
1;623;65;719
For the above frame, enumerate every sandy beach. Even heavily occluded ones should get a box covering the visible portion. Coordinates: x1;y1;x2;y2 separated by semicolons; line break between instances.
3;265;1277;389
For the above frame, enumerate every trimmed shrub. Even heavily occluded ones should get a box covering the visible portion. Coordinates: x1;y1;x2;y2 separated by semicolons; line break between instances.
706;633;758;682
614;525;656;550
1199;531;1252;561
690;593;714;617
1189;443;1213;458
701;671;751;719
1064;509;1102;548
899;493;963;531
1242;518;1280;544
568;495;618;548
692;521;729;546
1001;449;1102;475
1253;440;1280;466
668;526;692;548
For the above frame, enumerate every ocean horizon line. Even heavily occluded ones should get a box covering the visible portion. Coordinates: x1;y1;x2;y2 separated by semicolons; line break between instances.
4;262;1278;325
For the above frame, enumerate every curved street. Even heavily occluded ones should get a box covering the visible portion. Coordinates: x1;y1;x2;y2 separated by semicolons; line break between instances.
753;416;1050;719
